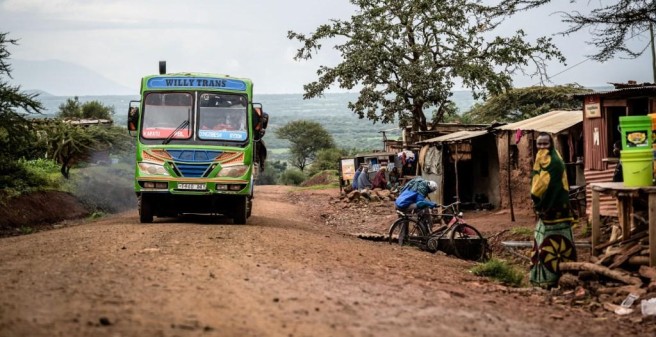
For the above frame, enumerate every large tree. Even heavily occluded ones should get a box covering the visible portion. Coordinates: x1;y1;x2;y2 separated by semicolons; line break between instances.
288;0;564;131
0;33;43;162
462;84;592;123
275;120;335;171
504;1;656;76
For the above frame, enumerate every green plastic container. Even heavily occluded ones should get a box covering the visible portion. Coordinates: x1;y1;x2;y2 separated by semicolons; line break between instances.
621;149;654;187
620;115;652;150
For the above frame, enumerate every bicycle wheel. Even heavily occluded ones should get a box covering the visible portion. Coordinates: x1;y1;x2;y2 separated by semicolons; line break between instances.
388;218;426;247
448;223;488;261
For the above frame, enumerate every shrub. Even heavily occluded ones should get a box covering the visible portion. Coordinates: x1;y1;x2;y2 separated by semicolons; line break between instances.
278;169;306;186
470;258;525;287
0;159;62;199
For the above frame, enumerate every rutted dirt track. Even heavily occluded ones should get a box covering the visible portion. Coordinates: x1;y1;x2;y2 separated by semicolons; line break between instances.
0;186;649;337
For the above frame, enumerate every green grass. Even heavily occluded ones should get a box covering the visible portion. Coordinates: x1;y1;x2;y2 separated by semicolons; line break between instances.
294;183;340;191
470;258;525;287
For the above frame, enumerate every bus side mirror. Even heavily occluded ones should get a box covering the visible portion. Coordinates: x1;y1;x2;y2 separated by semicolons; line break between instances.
127;106;139;132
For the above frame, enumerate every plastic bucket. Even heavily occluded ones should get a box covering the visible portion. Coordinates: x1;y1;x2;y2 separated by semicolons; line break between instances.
620;115;652;150
621;149;653;187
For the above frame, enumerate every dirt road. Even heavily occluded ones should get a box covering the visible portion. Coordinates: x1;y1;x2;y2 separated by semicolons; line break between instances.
0;186;648;336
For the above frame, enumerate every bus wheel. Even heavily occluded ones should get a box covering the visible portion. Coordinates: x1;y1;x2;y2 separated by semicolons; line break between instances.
139;195;154;223
233;197;248;225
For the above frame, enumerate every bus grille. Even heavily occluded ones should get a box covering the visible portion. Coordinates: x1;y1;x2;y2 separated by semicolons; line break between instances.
174;163;211;177
166;149;222;161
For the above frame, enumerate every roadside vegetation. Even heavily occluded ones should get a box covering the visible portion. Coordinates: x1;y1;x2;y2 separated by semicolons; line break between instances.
0;32;134;214
471;258;526;287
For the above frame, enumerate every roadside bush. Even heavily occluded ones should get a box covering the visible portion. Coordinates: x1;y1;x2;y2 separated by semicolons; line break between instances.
0;159;63;199
278;169;306;186
470;258;525;287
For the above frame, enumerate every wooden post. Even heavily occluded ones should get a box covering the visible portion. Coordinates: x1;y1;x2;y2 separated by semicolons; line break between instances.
507;133;515;222
454;144;460;202
649;192;656;266
591;188;601;256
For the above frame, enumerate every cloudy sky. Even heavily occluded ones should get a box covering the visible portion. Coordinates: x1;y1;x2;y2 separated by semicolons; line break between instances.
1;0;653;95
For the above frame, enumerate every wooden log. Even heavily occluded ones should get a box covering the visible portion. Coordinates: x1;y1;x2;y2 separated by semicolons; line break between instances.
639;265;656;281
559;262;643;286
596;230;648;251
609;243;643;269
628;256;650;266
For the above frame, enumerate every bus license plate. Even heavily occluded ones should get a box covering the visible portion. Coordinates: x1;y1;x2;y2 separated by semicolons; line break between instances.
178;183;206;190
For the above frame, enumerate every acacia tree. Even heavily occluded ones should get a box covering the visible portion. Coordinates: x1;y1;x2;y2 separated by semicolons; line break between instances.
0;32;43;162
275;120;335;171
462;84;592;123
57;97;115;120
504;0;656;78
288;0;564;131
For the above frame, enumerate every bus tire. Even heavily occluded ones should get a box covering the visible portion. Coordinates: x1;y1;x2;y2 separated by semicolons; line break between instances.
139;194;154;223
233;196;248;225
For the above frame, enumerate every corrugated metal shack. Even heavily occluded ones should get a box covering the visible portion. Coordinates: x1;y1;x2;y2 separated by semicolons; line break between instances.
576;83;656;217
417;128;499;209
495;110;584;213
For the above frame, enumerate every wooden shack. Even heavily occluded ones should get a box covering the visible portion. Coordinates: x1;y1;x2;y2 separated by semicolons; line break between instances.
495;110;584;213
576;83;656;217
416;128;500;209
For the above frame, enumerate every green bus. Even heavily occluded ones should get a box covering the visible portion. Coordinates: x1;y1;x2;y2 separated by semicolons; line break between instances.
127;62;268;224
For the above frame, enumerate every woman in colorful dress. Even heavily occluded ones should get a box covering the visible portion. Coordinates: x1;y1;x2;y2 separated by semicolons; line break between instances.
530;132;577;288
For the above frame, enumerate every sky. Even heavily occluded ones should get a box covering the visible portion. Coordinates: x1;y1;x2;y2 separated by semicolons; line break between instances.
0;0;653;96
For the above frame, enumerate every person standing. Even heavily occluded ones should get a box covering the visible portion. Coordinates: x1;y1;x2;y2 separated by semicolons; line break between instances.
530;132;577;288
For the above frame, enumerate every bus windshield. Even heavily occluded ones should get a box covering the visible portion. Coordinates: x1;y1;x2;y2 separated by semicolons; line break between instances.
198;93;248;142
142;92;193;139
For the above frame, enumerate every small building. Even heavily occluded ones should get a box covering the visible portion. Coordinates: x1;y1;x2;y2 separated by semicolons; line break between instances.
495;110;584;213
416;128;499;209
576;83;656;217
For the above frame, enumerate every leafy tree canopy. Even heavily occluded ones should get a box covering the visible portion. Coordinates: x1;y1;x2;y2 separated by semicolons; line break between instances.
288;0;564;131
503;0;656;62
306;147;347;177
275;120;335;171
57;97;115;120
0;32;43;163
37;121;133;178
462;84;592;123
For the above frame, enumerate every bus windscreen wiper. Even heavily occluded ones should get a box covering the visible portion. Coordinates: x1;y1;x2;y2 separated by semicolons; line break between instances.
162;119;189;145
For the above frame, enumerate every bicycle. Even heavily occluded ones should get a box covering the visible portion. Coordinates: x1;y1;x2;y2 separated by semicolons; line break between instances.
388;201;489;261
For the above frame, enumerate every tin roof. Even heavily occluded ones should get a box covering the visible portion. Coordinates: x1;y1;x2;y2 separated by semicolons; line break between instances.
495;110;582;134
574;85;656;98
417;129;489;144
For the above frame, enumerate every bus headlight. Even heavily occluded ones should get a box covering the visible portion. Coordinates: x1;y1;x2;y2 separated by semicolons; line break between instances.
217;165;249;178
138;162;169;176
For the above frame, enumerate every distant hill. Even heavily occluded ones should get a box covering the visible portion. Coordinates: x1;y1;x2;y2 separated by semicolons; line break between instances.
8;59;133;96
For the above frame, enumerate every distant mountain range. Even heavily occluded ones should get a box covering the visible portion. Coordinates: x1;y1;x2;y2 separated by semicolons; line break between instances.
8;59;133;96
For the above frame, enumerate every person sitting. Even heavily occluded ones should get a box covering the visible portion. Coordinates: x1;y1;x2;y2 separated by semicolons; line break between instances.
351;166;362;190
394;177;438;212
388;166;400;190
356;166;372;190
372;166;388;189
